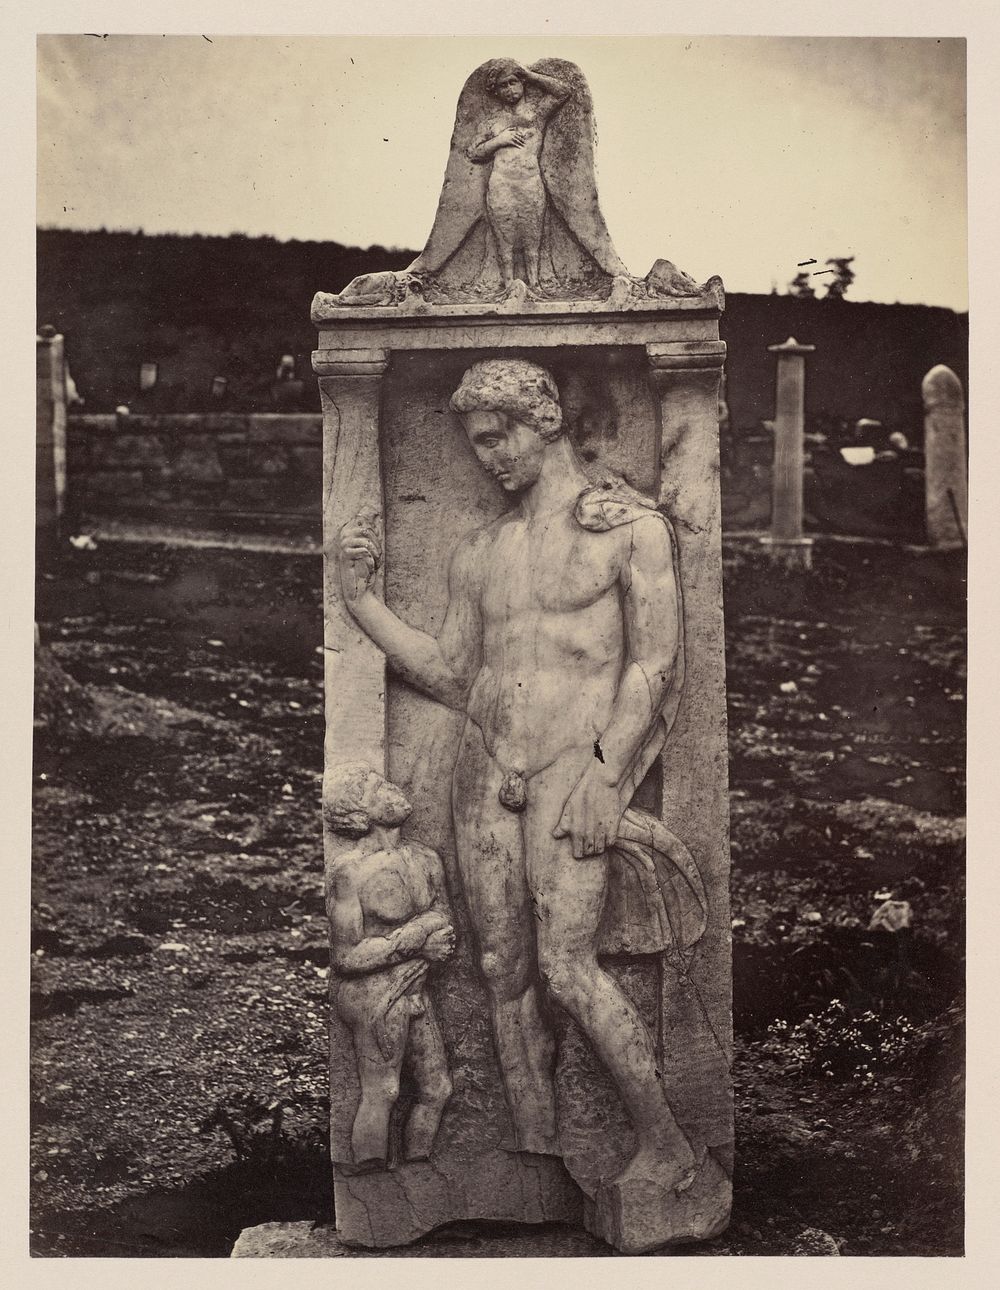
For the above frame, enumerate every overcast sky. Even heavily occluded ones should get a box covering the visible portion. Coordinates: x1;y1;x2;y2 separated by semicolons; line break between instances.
37;34;967;310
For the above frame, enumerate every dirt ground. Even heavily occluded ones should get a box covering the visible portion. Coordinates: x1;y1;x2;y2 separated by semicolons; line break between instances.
30;537;965;1257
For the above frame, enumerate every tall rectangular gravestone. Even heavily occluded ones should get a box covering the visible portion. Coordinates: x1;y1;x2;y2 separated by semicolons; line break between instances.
923;364;968;549
314;57;732;1255
37;327;68;554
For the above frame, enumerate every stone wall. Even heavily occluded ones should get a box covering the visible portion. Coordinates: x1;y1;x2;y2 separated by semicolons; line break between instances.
64;410;928;545
65;413;323;540
720;427;927;543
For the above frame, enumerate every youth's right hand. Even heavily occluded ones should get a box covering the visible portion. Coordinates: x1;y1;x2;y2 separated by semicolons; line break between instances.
499;128;527;148
339;510;381;604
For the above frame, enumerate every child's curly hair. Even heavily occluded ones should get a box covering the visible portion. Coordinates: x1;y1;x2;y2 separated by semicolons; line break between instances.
483;58;523;99
324;761;375;838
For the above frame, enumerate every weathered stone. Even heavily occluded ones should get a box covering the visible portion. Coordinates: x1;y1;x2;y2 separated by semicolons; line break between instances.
922;364;967;549
231;1219;611;1258
325;764;456;1173
760;337;815;571
247;414;323;445
409;59;628;302
588;1148;731;1254
311;294;726;338
201;414;248;434
869;899;912;933
60;413;335;540
84;470;145;498
125;413;206;432
89;433;168;471
317;341;731;1252
791;1227;842;1256
37;329;67;550
644;259;703;299
320;57;721;313
326;60;634;309
71;412;118;435
174;435;225;485
311;55;732;1258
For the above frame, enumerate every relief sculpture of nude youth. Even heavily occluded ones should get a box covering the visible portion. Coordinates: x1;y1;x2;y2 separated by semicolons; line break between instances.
338;358;699;1195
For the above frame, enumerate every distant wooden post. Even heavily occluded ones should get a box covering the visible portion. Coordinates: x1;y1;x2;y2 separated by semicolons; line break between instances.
922;365;968;549
37;325;67;554
760;336;815;570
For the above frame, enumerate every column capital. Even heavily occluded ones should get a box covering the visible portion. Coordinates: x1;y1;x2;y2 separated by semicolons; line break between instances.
646;340;727;372
767;336;815;357
313;347;390;378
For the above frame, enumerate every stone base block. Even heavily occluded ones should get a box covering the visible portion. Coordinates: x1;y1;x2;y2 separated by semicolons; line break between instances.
332;1150;582;1248
585;1150;731;1254
232;1219;614;1258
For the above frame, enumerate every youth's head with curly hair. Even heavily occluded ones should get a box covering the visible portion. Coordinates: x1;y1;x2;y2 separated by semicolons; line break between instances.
450;359;566;494
450;358;563;442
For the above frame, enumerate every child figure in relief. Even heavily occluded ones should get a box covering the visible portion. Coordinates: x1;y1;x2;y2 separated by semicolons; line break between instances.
467;59;571;293
326;763;455;1172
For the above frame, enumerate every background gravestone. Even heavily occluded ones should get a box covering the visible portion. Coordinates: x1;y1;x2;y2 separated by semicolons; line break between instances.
760;337;815;570
37;326;68;555
922;364;968;549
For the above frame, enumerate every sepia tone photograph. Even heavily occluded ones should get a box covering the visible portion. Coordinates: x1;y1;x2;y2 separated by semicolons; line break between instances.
31;26;967;1260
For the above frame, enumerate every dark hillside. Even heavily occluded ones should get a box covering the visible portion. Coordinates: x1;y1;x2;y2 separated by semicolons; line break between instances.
36;229;413;411
38;229;967;429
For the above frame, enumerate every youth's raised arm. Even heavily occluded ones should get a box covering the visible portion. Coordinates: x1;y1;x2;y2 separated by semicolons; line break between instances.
338;515;479;711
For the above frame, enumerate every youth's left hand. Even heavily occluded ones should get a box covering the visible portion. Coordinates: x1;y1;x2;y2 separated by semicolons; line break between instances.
552;766;624;859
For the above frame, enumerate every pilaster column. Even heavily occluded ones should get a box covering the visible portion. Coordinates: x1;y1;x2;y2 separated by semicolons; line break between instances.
645;338;733;1173
316;349;390;778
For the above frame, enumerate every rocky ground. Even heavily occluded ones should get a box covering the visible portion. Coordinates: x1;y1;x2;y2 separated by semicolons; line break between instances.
30;538;965;1257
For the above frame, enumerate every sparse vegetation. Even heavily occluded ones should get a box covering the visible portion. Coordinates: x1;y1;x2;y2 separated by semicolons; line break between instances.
31;538;965;1256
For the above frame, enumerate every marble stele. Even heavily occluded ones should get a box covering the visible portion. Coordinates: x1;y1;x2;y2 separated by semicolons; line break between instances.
314;57;733;1256
922;364;968;550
